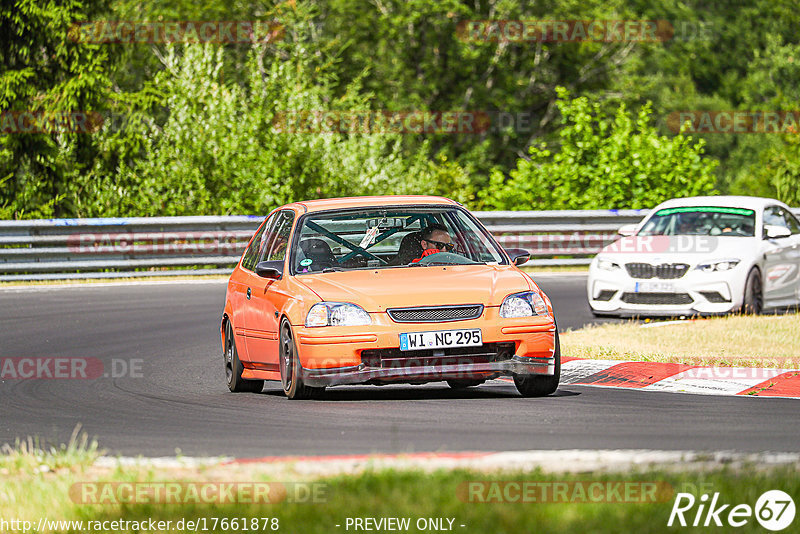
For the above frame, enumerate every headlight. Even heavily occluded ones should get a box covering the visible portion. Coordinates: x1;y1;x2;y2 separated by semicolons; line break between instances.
305;302;372;327
499;291;549;318
596;258;621;271
696;259;740;272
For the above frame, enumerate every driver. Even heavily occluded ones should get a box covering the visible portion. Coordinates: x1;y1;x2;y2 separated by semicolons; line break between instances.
411;224;455;263
676;213;699;235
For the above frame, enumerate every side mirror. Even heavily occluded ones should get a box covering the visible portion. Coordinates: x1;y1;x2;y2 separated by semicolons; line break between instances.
617;224;637;237
764;225;792;240
505;248;531;266
254;260;283;279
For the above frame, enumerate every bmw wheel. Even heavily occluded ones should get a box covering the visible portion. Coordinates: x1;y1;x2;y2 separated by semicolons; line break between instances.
742;267;763;314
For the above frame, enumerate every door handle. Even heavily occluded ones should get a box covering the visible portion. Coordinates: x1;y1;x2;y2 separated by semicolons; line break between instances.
246;287;251;300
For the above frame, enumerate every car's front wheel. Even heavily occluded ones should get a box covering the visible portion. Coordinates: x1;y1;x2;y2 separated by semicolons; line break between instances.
279;319;325;400
224;320;264;393
742;267;763;314
513;330;561;397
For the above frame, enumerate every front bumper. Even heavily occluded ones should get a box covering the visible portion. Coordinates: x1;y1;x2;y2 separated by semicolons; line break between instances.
301;355;554;387
587;265;747;317
293;307;556;386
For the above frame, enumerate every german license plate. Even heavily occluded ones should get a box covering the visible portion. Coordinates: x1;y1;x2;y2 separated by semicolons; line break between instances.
635;281;675;292
399;329;482;351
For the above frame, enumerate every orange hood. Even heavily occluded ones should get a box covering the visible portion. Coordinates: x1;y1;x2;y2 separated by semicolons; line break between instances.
294;264;534;312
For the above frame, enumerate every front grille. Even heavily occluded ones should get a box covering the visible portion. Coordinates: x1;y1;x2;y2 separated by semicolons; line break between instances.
387;304;484;323
621;292;693;305
361;342;515;369
595;290;617;302
625;263;689;279
700;291;730;303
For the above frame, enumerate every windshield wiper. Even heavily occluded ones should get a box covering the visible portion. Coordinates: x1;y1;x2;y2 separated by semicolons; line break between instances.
411;260;484;267
322;266;345;273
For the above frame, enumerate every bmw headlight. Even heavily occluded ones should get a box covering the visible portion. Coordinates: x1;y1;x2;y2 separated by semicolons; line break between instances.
696;259;740;272
499;291;549;318
305;302;372;327
596;258;621;271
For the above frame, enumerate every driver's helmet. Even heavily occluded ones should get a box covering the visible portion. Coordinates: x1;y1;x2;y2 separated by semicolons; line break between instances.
676;212;700;233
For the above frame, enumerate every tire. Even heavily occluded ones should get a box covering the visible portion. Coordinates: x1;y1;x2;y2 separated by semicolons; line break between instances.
513;329;561;398
446;379;485;389
224;321;264;393
279;319;325;400
741;268;763;315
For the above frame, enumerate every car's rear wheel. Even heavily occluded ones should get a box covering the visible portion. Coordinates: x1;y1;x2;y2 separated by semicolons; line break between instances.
224;320;264;393
446;379;485;389
513;330;561;398
280;319;325;400
742;267;763;314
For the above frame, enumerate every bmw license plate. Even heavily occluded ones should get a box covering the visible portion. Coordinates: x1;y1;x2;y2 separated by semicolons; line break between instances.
635;281;675;292
399;329;482;351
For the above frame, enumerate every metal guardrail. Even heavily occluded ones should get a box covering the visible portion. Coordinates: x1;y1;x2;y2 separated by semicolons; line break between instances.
0;216;263;281
1;208;797;281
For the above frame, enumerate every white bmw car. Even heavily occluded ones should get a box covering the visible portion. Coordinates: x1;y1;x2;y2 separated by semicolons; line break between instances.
588;196;800;317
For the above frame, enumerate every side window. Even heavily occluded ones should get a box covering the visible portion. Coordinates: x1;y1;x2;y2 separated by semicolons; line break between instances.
783;211;800;234
241;215;274;271
263;211;295;262
763;207;790;238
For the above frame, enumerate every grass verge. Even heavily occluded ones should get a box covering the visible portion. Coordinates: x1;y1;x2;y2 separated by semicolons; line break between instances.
1;440;798;534
561;313;800;367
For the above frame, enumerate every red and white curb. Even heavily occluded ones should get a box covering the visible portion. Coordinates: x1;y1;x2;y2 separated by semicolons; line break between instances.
559;357;800;398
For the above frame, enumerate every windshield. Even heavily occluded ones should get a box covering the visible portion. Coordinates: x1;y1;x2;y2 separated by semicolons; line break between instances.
291;207;507;274
638;206;756;237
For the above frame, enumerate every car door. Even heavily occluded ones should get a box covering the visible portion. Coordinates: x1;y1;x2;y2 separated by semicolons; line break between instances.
230;216;271;363
761;206;797;304
242;209;295;370
780;208;800;304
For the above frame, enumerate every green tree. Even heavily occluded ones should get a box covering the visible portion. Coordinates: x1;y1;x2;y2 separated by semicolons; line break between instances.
480;88;718;210
0;0;117;218
728;36;800;203
79;19;449;216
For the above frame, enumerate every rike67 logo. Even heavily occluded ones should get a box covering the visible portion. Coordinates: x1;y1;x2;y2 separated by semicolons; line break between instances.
668;490;796;531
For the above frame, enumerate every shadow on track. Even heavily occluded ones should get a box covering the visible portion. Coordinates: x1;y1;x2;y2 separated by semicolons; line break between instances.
257;383;581;402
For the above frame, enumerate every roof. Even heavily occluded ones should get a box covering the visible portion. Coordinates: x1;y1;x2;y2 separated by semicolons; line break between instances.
653;196;786;211
288;195;460;213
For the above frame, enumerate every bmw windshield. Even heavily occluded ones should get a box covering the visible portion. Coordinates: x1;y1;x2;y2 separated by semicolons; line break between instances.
638;207;756;237
291;206;507;274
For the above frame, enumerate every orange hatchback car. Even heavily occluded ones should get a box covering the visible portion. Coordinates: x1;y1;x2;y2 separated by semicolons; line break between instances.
221;196;560;399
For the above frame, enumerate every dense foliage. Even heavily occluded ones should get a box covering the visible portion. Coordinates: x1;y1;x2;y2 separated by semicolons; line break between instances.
480;88;717;210
1;0;798;218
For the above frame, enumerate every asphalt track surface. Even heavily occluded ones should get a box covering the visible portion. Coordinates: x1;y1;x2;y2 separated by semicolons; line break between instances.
1;275;799;457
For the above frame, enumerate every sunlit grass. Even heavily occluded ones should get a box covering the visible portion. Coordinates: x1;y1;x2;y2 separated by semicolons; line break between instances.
0;425;101;472
561;313;800;367
1;444;798;534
